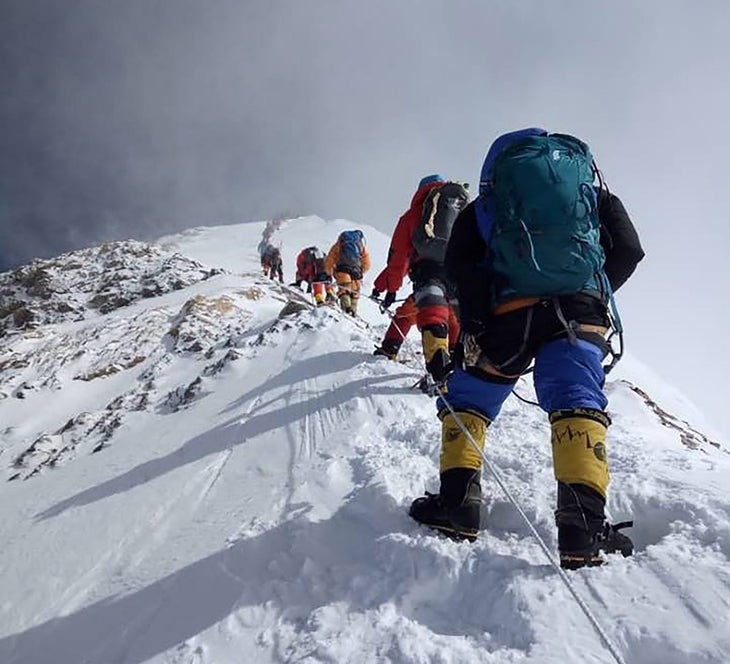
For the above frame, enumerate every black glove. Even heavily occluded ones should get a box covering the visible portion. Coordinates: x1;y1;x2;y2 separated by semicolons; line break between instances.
382;291;397;309
306;283;312;293
371;288;381;299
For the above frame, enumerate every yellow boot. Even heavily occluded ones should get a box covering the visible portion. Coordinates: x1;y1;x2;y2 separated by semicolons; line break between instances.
409;410;490;541
422;327;451;382
551;409;633;569
338;292;352;314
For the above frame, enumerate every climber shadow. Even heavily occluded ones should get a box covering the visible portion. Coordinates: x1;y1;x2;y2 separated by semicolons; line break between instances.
221;350;377;414
36;368;412;521
9;487;539;664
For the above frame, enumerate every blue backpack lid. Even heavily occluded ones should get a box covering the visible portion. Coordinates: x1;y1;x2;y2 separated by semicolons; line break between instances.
418;174;445;188
340;230;365;245
479;128;548;196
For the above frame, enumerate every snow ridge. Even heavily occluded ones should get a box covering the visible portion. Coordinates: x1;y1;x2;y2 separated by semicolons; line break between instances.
0;216;729;664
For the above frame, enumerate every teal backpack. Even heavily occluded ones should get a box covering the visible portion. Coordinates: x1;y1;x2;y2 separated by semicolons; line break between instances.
485;133;607;300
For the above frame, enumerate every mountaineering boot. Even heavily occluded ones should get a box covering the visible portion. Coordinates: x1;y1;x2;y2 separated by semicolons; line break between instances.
339;292;353;315
555;482;634;570
425;348;452;383
550;408;611;498
409;468;482;541
549;408;633;568
410;411;488;540
422;326;452;383
373;339;401;361
312;283;325;306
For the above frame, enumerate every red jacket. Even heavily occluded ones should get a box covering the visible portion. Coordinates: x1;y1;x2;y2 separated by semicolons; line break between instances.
296;249;316;283
373;267;390;293
296;247;328;283
379;181;443;293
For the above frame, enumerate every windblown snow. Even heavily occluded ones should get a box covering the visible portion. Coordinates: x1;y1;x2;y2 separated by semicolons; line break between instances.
0;216;728;664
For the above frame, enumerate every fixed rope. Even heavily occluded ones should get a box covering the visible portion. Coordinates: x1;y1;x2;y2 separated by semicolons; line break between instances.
435;386;626;664
369;294;541;407
368;295;423;366
369;295;627;664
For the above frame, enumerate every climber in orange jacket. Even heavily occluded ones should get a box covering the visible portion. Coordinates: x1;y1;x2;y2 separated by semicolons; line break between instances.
324;230;371;316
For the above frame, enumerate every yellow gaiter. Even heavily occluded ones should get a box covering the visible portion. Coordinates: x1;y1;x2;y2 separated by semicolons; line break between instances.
439;410;490;473
550;408;611;497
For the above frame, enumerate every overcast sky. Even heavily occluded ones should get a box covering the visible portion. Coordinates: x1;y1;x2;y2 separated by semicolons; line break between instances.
2;0;729;436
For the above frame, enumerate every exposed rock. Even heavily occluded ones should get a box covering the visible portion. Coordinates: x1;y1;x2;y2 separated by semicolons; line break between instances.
626;382;723;452
279;299;310;317
0;239;221;336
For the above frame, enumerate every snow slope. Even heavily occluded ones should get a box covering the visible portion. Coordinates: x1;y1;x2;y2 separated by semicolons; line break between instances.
0;216;728;664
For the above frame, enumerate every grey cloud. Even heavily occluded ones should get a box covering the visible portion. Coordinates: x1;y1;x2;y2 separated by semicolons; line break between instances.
2;0;729;435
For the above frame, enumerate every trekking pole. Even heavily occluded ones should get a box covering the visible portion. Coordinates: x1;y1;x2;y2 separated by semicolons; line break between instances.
434;384;627;664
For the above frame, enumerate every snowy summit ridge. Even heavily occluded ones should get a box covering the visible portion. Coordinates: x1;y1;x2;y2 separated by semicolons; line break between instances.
0;215;729;664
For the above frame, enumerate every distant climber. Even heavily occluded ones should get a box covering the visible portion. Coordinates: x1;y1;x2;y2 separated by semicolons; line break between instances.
293;246;336;306
260;244;283;283
324;230;371;316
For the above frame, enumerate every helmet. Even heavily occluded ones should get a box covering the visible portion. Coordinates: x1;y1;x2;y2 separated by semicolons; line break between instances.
417;174;444;188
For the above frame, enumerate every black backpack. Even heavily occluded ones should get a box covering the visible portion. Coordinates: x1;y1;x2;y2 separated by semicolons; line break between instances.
269;247;282;266
304;246;326;275
411;182;469;263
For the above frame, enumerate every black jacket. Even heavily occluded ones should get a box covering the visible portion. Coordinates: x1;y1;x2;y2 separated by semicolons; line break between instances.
446;192;645;330
597;191;645;291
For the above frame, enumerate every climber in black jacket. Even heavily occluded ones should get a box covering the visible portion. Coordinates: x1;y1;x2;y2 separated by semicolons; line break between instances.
408;128;645;571
444;190;645;334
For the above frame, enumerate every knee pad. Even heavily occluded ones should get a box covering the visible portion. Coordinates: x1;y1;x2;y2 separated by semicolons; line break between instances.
439;410;490;473
550;408;611;497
